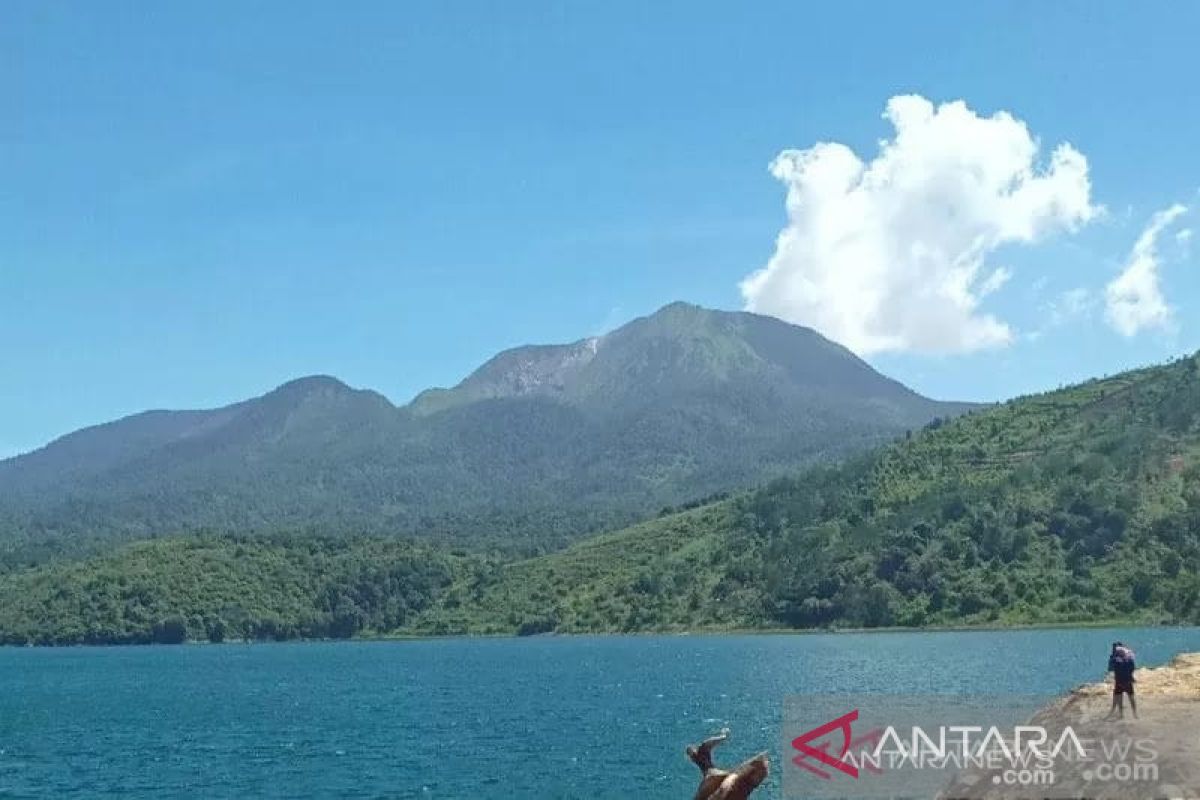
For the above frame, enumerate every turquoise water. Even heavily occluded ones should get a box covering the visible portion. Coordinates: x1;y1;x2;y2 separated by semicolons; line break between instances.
2;627;1198;798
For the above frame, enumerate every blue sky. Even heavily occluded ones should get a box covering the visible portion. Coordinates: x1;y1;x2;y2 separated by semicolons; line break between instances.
4;2;1199;456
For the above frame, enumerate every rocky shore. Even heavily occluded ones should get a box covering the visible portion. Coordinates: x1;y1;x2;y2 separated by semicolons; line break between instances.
939;652;1200;799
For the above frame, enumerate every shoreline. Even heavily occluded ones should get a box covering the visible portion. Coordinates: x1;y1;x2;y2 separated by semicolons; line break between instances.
939;651;1200;798
4;619;1194;649
372;616;1183;641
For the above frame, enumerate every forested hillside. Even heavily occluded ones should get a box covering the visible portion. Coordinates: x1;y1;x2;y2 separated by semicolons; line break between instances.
0;536;489;645
2;354;1198;644
426;354;1200;633
0;303;970;563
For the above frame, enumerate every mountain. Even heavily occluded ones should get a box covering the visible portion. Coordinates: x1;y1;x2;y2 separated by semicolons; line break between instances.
410;302;945;419
0;303;974;563
3;352;1199;644
410;353;1200;634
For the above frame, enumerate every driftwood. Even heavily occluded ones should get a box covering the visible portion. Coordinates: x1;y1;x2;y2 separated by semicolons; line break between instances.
686;729;769;800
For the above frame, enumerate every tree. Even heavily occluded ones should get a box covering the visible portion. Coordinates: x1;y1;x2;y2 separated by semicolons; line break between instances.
152;616;188;644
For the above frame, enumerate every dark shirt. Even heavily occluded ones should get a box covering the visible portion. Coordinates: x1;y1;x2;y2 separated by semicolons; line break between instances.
1109;654;1136;682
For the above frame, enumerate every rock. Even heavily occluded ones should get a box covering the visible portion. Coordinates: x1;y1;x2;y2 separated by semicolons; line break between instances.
938;651;1200;799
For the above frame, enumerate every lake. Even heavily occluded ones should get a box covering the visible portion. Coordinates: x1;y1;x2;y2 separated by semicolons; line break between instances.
2;627;1199;798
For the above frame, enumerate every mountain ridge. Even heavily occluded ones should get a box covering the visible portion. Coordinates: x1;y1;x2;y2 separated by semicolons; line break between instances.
412;352;1200;634
0;303;978;561
2;351;1198;644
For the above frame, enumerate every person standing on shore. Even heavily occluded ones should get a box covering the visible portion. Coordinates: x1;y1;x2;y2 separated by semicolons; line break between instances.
1107;641;1138;719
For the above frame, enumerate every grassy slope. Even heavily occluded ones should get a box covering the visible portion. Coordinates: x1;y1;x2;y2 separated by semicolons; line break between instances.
2;354;1198;644
416;504;754;635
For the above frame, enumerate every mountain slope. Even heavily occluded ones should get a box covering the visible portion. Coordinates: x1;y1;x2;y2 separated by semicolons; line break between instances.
413;353;1200;633
412;302;957;420
3;354;1197;645
2;357;1200;642
0;535;479;645
0;303;973;561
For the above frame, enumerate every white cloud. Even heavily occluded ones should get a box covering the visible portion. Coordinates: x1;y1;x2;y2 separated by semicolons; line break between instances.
1025;287;1094;342
1177;228;1193;244
978;266;1012;297
740;95;1099;355
1104;204;1187;337
1050;287;1095;324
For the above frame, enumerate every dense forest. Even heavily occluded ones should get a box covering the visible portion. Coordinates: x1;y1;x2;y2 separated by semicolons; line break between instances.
427;355;1200;633
1;354;1198;644
0;304;971;565
0;536;489;645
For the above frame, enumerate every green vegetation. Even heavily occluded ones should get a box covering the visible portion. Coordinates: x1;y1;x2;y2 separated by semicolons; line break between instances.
0;535;488;645
0;303;971;565
426;355;1200;633
2;354;1199;644
414;504;757;635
